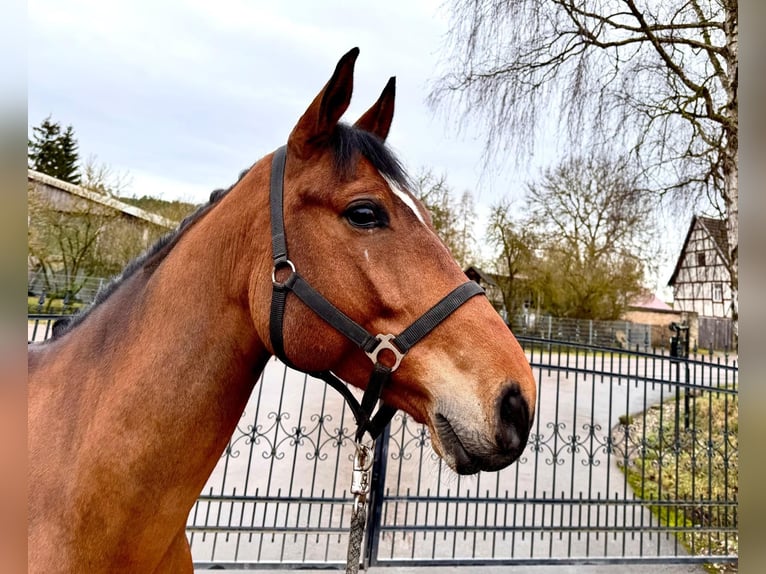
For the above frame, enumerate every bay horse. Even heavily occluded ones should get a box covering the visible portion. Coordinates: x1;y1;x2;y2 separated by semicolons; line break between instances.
27;48;536;573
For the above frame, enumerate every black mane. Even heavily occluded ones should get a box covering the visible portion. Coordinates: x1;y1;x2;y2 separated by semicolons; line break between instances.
48;124;410;340
332;123;410;190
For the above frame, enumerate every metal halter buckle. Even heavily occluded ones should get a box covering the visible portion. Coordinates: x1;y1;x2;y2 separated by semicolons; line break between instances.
271;259;296;287
365;334;405;372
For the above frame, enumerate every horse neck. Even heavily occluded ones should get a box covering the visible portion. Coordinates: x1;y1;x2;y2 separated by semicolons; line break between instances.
114;174;274;425
41;170;274;517
128;193;272;396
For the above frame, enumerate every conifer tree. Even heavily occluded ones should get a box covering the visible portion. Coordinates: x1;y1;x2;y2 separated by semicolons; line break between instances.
57;125;81;184
28;116;81;185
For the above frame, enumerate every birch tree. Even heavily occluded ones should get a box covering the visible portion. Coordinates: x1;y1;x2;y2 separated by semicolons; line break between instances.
430;0;738;331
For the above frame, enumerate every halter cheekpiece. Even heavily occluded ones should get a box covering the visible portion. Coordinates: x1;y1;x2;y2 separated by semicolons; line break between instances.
268;144;485;441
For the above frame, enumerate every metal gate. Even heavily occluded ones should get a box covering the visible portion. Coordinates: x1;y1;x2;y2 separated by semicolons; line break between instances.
28;316;738;569
185;339;737;569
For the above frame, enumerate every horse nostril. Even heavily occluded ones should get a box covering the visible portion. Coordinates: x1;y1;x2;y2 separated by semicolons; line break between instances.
496;382;530;453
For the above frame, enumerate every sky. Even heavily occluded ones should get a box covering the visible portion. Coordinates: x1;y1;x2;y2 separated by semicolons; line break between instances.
28;1;516;201
27;0;682;297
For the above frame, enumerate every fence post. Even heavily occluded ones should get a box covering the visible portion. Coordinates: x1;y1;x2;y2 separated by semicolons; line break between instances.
669;322;691;432
682;326;691;430
364;422;390;567
37;291;46;313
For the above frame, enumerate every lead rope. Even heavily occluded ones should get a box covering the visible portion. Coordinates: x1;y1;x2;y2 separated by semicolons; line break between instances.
346;441;373;573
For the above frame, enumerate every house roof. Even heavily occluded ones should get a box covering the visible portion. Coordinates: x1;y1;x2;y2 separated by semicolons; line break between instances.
698;216;730;260
28;169;177;230
628;292;674;312
667;215;731;286
464;265;499;288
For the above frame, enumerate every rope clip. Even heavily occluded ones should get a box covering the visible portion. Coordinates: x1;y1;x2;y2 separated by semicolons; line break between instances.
350;442;373;505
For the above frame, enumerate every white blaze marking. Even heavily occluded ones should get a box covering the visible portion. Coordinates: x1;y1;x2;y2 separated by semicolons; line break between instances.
381;173;427;226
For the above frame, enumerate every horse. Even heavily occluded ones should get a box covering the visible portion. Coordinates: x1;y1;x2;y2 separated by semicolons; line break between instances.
27;47;536;573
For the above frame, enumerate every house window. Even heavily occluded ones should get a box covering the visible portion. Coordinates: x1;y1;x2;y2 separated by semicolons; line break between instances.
697;252;706;267
712;283;723;302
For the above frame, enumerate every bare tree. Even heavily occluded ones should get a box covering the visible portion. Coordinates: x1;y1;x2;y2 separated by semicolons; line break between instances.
430;0;738;327
28;176;170;301
523;154;655;319
80;154;132;196
28;184;118;299
486;198;537;317
411;168;478;268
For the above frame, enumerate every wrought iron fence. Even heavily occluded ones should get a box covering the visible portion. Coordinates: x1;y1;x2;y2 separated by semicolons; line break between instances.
28;314;62;342
510;314;656;350
370;339;737;567
28;317;738;569
27;272;108;305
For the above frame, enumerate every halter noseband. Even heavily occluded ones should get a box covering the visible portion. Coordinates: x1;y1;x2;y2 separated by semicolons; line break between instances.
268;145;484;441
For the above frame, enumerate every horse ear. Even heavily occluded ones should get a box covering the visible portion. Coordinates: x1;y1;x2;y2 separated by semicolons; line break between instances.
354;76;396;141
288;47;359;159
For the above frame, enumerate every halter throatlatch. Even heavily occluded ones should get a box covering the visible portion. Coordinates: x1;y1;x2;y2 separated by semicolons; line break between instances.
268;145;484;441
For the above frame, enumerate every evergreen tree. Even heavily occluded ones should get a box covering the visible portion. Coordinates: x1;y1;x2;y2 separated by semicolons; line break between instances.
28;116;81;185
57;126;81;184
28;117;60;174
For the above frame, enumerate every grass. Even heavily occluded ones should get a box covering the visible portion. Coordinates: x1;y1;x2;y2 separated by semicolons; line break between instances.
616;390;738;573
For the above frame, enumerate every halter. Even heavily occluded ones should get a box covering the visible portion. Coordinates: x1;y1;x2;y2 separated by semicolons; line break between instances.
268;145;484;442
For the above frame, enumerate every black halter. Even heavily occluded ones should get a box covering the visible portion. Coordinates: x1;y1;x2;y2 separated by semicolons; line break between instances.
268;145;484;441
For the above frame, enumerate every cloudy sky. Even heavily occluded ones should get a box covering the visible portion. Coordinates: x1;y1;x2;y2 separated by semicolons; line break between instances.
28;0;679;294
28;0;534;202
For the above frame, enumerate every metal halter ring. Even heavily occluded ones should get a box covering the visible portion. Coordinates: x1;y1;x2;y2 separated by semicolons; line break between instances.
365;334;405;372
271;259;296;287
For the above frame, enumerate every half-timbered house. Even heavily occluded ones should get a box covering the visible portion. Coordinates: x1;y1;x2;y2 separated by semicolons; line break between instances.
668;215;734;349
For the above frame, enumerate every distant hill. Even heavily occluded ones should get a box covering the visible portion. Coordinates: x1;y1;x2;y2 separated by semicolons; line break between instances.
118;195;199;224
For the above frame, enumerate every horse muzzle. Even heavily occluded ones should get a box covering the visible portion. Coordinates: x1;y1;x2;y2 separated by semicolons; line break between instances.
431;381;533;475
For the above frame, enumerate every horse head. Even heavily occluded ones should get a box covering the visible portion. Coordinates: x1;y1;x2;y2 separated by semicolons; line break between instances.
248;48;536;474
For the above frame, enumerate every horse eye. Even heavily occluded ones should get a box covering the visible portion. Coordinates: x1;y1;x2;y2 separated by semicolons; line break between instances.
344;202;387;229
